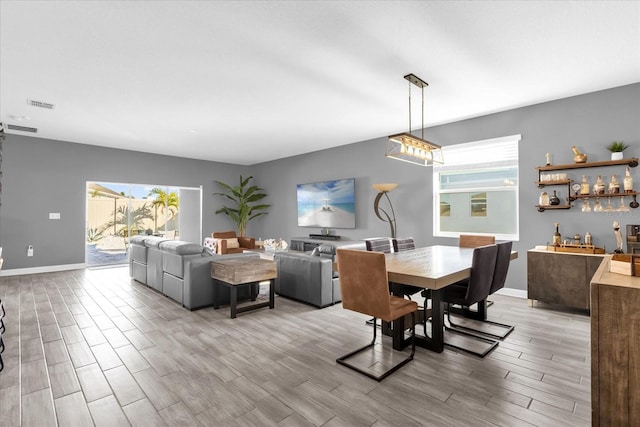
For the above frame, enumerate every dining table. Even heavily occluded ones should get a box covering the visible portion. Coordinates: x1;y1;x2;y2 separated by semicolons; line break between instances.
384;245;518;352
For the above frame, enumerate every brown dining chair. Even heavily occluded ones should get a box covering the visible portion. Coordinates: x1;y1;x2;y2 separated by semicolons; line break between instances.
447;241;515;339
459;234;495;248
336;249;418;381
442;244;499;357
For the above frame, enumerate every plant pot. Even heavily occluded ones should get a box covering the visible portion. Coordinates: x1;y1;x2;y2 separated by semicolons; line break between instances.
611;152;624;161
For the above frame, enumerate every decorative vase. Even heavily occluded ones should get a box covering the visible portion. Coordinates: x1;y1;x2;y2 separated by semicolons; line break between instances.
611;152;624;161
549;190;560;205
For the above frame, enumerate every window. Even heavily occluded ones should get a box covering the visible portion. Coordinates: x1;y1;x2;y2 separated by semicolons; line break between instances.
433;135;520;240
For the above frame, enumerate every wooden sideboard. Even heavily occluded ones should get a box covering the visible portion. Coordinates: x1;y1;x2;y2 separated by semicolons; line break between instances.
590;259;640;426
527;249;605;310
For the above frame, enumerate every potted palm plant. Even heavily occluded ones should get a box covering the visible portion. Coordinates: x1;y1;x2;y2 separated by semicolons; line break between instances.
607;141;628;160
213;175;270;237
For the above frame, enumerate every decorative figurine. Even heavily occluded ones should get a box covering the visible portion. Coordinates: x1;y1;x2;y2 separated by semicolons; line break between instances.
572;146;587;163
613;220;623;253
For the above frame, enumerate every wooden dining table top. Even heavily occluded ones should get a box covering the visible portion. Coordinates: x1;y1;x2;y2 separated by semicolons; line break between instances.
384;245;518;290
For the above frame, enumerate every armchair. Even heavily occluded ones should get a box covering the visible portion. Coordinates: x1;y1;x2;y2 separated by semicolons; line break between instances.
212;231;255;254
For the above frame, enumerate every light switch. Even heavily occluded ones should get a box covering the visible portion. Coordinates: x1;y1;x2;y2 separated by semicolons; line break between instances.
49;213;61;219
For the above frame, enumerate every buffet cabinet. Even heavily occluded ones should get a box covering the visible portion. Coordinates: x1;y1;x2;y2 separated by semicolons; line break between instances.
527;249;605;310
590;259;640;426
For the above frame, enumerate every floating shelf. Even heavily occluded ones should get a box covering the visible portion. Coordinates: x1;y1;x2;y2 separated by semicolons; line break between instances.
536;158;639;171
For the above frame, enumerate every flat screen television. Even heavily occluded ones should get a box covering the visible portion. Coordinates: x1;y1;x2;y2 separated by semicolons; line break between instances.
297;178;356;228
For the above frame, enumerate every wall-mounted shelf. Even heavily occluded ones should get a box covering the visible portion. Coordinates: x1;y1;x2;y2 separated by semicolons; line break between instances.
536;204;572;212
535;158;639;212
536;179;571;188
536;158;639;172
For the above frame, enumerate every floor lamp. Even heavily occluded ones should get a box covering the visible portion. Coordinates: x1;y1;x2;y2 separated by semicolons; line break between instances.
373;183;398;238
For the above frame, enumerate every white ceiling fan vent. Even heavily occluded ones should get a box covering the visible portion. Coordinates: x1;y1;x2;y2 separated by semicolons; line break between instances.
7;124;38;133
26;99;55;109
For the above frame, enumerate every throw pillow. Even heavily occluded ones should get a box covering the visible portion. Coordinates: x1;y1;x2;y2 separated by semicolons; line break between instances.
226;238;240;249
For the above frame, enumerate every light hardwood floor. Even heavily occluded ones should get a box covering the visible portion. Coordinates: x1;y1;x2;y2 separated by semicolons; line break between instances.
0;267;590;426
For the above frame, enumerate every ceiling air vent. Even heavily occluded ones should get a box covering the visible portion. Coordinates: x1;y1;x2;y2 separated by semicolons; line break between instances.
26;99;55;109
7;124;38;133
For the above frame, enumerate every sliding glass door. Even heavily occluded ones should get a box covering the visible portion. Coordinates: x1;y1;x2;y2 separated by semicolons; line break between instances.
86;182;202;267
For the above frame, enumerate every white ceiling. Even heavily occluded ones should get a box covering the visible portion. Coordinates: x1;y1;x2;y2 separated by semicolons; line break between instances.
1;1;639;165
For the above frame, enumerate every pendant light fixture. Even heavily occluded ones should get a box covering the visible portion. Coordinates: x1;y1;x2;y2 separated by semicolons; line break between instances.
386;74;443;166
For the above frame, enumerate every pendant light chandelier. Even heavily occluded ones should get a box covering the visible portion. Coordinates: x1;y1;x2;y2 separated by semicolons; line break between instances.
386;74;443;166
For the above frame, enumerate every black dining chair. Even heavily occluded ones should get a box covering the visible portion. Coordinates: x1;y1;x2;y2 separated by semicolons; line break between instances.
365;238;392;253
446;241;515;339
390;238;424;300
442;244;500;357
336;248;418;381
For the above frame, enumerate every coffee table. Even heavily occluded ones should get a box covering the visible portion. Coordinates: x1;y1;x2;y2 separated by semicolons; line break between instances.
211;258;277;318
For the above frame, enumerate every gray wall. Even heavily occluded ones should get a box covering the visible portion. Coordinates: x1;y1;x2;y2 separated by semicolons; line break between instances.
251;83;640;291
0;136;249;270
1;83;638;292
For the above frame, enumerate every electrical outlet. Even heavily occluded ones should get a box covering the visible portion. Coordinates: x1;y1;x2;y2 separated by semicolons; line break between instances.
27;245;34;257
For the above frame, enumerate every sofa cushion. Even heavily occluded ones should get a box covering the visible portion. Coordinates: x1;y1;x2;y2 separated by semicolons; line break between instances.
144;236;170;248
130;235;152;246
159;240;203;255
224;238;240;249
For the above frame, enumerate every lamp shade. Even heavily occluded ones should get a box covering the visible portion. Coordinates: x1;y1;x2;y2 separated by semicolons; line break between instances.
386;133;444;166
372;183;398;193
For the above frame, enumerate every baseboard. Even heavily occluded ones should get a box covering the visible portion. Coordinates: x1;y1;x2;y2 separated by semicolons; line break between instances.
495;288;527;299
0;263;86;277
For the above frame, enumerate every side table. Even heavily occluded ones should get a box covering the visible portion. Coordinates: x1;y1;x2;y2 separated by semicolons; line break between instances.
211;258;277;318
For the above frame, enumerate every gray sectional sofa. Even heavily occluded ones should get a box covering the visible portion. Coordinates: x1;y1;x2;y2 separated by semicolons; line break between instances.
129;235;258;310
274;240;366;308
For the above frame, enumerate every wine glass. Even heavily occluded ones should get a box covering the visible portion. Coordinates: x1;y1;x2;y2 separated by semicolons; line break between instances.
618;197;630;212
581;199;592;212
604;198;614;212
593;198;604;212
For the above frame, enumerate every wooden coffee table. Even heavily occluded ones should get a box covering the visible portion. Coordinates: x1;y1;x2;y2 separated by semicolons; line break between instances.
211;258;277;318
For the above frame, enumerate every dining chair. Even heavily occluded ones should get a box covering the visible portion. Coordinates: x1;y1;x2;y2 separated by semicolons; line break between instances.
456;234;497;312
459;234;495;248
392;237;415;252
442;244;500;357
447;241;515;339
335;248;418;381
364;238;393;329
390;238;424;299
365;238;392;253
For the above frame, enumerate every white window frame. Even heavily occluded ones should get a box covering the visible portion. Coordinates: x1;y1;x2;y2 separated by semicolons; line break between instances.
433;134;520;241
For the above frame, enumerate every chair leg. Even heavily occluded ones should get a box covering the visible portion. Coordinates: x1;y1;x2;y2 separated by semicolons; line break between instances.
443;303;499;358
446;303;514;340
337;313;415;382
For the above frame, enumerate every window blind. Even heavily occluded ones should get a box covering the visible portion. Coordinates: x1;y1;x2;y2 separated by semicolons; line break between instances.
434;134;521;172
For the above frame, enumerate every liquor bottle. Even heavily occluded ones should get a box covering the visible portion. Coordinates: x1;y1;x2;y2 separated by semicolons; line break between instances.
609;174;620;194
624;166;634;193
585;232;593;246
593;175;605;195
539;191;549;206
580;175;590;195
553;223;561;246
549;190;560;205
